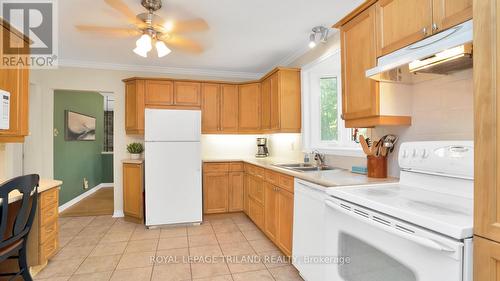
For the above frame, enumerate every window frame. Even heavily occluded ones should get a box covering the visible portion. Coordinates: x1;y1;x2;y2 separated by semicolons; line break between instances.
301;49;364;158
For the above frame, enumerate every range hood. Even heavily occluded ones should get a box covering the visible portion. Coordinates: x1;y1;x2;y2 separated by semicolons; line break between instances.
366;20;473;83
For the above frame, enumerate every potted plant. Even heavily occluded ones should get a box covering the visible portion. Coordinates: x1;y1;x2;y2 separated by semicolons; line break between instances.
127;142;144;160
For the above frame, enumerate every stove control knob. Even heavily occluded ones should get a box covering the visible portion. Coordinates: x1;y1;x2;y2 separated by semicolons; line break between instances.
402;150;409;158
412;149;418;158
421;149;429;159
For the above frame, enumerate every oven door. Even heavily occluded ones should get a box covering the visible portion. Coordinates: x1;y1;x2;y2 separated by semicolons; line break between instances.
324;197;465;281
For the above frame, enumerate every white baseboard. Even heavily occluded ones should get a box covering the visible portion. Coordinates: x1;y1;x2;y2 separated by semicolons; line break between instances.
113;210;124;218
58;183;114;213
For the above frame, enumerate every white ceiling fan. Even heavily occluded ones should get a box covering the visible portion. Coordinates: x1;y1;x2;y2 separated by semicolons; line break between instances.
75;0;209;58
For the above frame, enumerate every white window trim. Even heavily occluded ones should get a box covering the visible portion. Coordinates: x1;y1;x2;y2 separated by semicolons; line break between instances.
301;49;364;158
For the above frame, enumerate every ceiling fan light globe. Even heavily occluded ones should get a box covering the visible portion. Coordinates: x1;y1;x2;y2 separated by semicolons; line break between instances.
136;34;153;51
308;41;316;49
133;46;149;57
156;41;171;57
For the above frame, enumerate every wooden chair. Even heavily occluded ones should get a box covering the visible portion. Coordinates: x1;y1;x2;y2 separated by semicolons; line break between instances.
0;174;39;281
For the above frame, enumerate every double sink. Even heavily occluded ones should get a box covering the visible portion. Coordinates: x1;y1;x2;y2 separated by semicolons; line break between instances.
273;163;338;173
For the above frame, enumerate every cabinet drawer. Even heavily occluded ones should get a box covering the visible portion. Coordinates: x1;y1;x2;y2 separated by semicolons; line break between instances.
203;163;229;173
265;170;279;185
279;175;294;193
40;203;58;226
40;220;58;243
229;162;244;172
40;234;58;261
248;198;264;228
40;188;58;210
254;167;265;178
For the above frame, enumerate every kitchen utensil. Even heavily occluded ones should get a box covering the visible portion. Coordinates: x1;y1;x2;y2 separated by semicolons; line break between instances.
359;135;372;155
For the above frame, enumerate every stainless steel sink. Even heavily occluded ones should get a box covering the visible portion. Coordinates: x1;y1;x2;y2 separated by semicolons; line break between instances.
273;163;339;173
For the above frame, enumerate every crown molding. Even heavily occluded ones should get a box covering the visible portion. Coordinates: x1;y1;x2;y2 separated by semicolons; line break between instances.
58;59;264;80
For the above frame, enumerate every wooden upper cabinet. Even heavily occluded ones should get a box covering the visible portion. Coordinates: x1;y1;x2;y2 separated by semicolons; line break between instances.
341;6;379;121
125;80;145;135
474;0;500;242
261;77;272;131
201;83;221;133
145;80;173;106
270;73;280;130
174;81;201;107
376;0;433;56
432;0;472;31
238;83;261;132
220;84;239;132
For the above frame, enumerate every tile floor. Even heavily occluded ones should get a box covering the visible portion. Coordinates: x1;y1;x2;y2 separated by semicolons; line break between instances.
34;213;304;281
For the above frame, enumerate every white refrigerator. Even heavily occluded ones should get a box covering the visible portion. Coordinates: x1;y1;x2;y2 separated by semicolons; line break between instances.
144;109;202;226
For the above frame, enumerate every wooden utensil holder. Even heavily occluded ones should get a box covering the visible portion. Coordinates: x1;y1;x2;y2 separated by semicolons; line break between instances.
367;155;388;178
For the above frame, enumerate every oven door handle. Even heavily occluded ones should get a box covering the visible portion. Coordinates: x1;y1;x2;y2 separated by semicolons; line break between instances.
324;200;457;253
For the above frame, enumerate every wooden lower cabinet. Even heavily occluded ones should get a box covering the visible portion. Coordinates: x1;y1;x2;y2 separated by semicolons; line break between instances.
263;182;279;241
202;162;244;214
248;197;264;229
474;236;500;280
276;189;294;255
36;187;60;264
123;162;144;223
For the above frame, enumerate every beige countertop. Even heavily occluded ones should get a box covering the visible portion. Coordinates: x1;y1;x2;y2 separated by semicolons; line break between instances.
203;157;397;187
0;178;62;204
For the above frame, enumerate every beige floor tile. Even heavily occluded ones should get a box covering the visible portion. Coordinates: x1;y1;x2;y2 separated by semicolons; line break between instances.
188;224;214;236
52;246;95;261
226;254;266;274
76;226;111;237
69;271;113;281
189;234;219;247
219;241;255;256
259;250;290;269
212;223;240;234
236;223;258;232
65;235;102;248
231;214;251;224
160;226;187;238
232;269;275;281
158;236;189;250
87;216;117;228
269;265;304;281
190;260;230;279
108;221;137;232
189;245;223;256
58;217;72;226
59;225;84;237
100;230;133;243
35;277;70;281
151;263;191;281
34;257;85;279
58;235;74;248
215;232;246;244
208;218;234;225
110;267;153;281
241;229;266;241
125;239;159;253
75;255;121;275
116;251;156;270
192;275;233;281
248;239;279;253
90;242;127;257
155;248;190;265
131;227;161;241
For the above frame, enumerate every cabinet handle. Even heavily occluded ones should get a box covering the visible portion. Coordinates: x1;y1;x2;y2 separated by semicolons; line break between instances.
340;114;345;120
422;27;428;36
432;23;438;32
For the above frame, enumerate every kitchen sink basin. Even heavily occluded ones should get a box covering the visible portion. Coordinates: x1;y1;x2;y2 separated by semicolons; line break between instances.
273;163;339;173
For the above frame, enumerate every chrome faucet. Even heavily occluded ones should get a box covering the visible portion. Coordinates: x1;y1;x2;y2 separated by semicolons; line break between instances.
312;150;325;167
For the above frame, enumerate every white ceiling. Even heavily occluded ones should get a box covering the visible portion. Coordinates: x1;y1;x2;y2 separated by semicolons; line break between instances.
59;0;363;77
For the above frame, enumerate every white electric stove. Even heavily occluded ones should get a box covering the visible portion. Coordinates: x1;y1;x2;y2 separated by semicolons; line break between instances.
324;141;473;281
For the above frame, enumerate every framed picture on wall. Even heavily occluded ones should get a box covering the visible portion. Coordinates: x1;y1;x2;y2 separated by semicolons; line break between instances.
65;110;96;141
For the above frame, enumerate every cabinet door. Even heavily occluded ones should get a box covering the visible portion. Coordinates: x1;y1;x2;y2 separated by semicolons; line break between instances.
248;197;264;229
145;80;173;106
474;0;500;241
432;0;472;32
243;174;250;214
376;0;433;56
125;80;145;135
228;172;244;212
201;83;220;133
220;84;239;132
238;83;261;132
247;174;264;205
474;236;500;280
264;183;278;241
277;189;294;256
203;172;229;214
174;81;201;106
341;6;379;121
123;163;144;220
270;73;280;130
261;77;272;130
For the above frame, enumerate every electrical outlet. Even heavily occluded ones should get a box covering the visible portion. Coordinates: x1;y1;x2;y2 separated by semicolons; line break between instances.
83;178;89;189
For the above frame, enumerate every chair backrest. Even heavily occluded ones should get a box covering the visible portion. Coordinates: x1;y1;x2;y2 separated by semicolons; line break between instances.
0;174;39;249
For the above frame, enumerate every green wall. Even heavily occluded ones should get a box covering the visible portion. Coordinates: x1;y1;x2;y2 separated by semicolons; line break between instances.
54;90;106;205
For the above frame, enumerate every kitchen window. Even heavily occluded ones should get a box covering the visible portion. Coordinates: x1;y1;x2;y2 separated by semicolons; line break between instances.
302;50;364;157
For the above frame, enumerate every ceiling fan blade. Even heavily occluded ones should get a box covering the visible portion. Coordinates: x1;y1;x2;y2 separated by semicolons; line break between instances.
160;35;203;53
75;25;140;37
161;18;209;33
104;0;138;24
